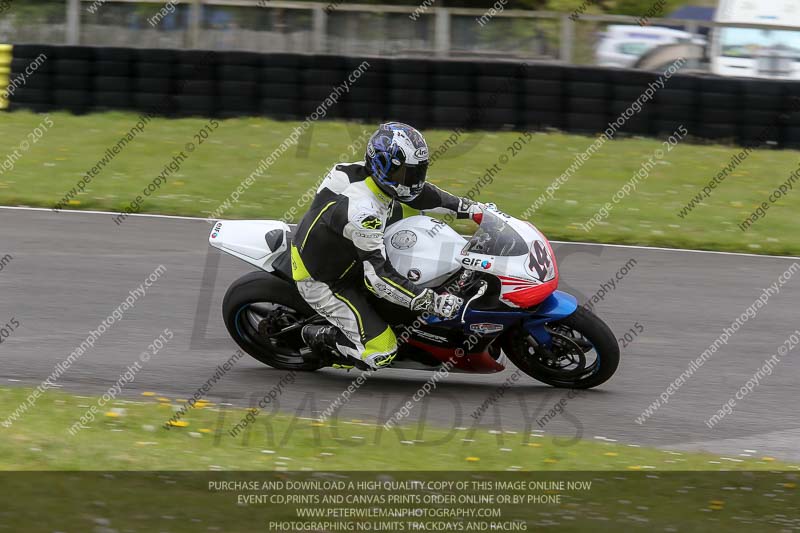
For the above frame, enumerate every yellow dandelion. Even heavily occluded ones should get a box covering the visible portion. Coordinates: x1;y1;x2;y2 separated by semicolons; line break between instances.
544;458;558;464
311;422;325;427
465;457;480;462
762;457;776;462
604;452;618;457
782;482;797;488
157;397;171;402
198;428;212;433
104;411;120;418
141;392;156;396
627;465;642;470
167;420;189;427
68;200;81;205
527;443;541;448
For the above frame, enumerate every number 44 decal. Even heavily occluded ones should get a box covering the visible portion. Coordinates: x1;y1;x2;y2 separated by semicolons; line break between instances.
528;241;551;281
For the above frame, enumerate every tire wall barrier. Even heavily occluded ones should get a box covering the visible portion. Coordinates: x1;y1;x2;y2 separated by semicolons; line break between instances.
5;44;800;148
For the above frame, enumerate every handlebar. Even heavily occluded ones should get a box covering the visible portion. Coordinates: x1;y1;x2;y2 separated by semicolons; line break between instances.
419;280;488;325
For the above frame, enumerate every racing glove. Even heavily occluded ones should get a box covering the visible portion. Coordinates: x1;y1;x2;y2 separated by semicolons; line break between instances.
432;292;463;319
457;198;487;224
411;289;463;319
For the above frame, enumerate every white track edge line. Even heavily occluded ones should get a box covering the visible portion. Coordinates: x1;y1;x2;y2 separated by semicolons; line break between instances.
2;205;798;261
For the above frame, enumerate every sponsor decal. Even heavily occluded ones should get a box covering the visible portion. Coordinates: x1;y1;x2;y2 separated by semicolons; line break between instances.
414;146;429;160
391;230;418;250
485;205;511;219
407;268;421;282
469;322;504;335
462;256;495;269
360;215;383;230
411;328;449;344
211;222;222;239
374;280;407;307
354;230;382;240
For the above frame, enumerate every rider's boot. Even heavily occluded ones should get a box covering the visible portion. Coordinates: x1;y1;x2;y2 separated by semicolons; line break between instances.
300;324;370;370
301;324;338;353
301;325;359;369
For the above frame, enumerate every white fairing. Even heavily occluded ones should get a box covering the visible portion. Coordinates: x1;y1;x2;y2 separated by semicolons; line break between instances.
208;210;557;309
456;208;559;308
208;220;290;271
383;215;467;288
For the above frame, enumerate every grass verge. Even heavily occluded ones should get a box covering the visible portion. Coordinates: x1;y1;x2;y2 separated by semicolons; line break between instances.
0;110;798;255
1;386;795;471
4;387;800;531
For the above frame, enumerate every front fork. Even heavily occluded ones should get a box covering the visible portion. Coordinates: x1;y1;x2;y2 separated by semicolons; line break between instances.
521;290;579;348
421;290;579;350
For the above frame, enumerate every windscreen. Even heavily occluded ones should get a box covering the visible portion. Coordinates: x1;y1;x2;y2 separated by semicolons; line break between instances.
720;28;800;59
463;210;529;257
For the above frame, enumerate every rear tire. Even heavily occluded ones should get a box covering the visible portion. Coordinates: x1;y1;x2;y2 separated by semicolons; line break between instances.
222;271;322;371
503;307;620;389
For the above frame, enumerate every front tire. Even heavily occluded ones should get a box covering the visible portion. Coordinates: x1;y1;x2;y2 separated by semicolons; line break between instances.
222;271;323;371
503;306;620;389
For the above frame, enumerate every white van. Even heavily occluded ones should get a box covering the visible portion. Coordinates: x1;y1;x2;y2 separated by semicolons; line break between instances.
712;0;800;79
596;25;704;68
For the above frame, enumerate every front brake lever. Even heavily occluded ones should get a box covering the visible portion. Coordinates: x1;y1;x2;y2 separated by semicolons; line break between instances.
460;280;488;324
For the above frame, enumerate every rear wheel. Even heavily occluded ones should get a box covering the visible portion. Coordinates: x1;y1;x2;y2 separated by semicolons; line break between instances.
503;307;619;389
222;272;323;371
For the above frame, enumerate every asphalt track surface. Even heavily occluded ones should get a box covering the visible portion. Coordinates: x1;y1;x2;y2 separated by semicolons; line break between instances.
2;207;800;461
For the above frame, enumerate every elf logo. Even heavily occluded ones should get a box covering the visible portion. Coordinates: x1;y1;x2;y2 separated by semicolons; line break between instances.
211;222;222;239
462;257;493;269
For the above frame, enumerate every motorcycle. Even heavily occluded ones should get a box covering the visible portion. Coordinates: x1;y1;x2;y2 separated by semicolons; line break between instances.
209;206;620;389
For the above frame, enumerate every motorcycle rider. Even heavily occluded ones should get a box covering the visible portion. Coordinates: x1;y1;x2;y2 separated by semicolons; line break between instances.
295;122;484;370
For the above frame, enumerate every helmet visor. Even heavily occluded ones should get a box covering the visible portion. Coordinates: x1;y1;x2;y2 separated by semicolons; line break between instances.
387;161;428;200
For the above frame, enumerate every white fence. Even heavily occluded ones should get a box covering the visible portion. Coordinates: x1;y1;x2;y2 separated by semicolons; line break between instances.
0;0;796;68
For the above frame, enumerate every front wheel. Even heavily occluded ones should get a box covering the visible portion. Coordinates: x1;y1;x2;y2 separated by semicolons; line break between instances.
502;306;620;389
